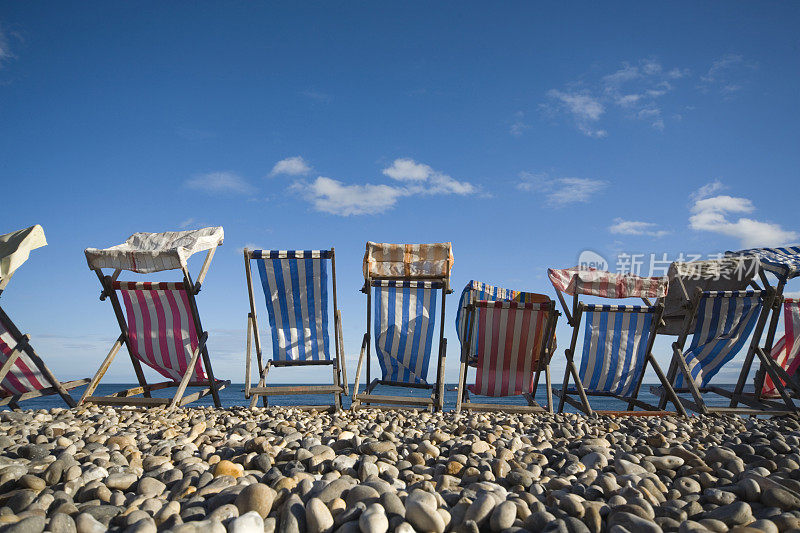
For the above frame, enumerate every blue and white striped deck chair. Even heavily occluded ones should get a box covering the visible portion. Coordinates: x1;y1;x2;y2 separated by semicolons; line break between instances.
374;280;440;385
661;289;795;414
578;304;655;398
549;267;686;416
243;249;347;410
353;241;453;412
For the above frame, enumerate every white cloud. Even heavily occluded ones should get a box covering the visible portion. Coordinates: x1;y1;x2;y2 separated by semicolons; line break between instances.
688;182;798;248
294;158;476;216
700;55;756;96
690;179;725;202
270;156;312;177
294;177;405;216
547;58;689;136
239;242;264;254
382;158;476;195
517;172;607;207
509;111;530;137
179;218;195;229
609;218;669;237
546;90;607;138
382;158;433;181
302;89;331;102
185;171;255;195
0;26;15;69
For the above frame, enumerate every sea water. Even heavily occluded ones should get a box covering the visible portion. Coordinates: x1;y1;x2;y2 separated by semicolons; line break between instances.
9;383;741;412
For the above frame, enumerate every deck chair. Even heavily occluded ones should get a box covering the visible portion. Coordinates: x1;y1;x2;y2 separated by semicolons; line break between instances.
455;294;558;414
655;287;796;415
80;227;229;408
653;257;796;414
762;298;800;398
455;280;556;412
727;246;800;402
352;242;452;412
0;225;89;409
242;249;347;410
549;266;686;416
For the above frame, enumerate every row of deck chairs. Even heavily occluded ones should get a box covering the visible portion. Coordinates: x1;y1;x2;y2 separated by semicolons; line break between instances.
3;224;800;417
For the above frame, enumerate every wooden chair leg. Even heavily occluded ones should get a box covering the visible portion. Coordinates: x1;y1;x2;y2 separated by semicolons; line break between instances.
455;358;468;414
169;333;207;409
351;334;368;410
436;338;447;412
672;344;708;415
648;353;687;417
332;359;342;411
79;335;124;406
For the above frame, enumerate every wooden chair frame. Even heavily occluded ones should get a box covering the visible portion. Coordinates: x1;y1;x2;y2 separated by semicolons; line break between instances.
654;287;798;416
0;304;89;409
747;265;800;406
242;248;348;411
553;275;686;417
352;261;451;412
79;247;228;409
455;300;559;414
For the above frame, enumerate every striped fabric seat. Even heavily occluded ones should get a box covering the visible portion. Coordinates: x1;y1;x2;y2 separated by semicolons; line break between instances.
549;267;668;299
252;250;331;362
374;280;440;384
364;242;453;279
114;281;206;382
728;246;800;281
469;301;550;397
0;316;47;395
578;305;655;396
456;280;549;358
763;299;800;397
674;291;763;388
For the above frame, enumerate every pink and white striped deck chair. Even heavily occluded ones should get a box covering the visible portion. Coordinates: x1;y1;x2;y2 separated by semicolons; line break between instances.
455;298;559;414
81;227;229;408
0;225;90;409
762;298;800;398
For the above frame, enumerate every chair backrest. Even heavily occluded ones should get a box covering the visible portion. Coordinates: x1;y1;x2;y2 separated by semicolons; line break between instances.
252;250;332;362
468;300;553;397
763;298;800;397
662;257;757;335
0;313;47;395
674;290;763;388
579;304;656;396
373;280;440;384
364;242;453;280
114;281;206;382
456;280;549;358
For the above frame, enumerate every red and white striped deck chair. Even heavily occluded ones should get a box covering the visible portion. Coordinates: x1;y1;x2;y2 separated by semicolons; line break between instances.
762;298;800;398
455;297;559;414
549;266;687;416
0;225;89;409
80;227;229;408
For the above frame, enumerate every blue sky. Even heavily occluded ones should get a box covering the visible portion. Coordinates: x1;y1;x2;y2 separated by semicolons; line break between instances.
1;2;799;385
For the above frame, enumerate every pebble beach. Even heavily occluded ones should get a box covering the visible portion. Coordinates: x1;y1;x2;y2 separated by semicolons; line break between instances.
1;407;800;533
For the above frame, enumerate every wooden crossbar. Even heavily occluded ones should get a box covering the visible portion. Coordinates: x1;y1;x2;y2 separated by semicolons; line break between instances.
354;394;434;405
248;385;343;396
